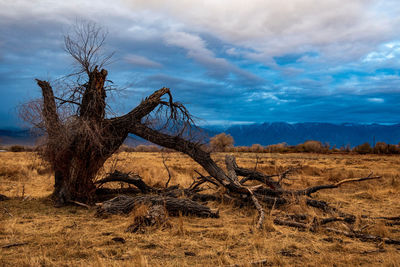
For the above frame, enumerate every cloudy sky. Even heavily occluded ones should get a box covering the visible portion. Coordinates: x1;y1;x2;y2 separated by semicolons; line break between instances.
1;0;400;128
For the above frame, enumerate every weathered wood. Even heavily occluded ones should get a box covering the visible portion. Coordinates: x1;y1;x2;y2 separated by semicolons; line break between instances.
95;170;152;193
97;195;219;218
273;218;309;230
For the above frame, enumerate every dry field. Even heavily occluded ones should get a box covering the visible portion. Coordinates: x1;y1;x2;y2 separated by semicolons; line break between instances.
1;151;400;266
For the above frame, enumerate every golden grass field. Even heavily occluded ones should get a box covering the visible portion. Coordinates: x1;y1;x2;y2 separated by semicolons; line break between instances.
1;151;400;266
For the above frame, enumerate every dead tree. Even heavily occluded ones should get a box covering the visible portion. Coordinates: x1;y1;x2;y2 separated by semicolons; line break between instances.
25;22;245;205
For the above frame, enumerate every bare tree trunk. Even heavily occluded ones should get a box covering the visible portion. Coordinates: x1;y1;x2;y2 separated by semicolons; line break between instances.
36;68;129;204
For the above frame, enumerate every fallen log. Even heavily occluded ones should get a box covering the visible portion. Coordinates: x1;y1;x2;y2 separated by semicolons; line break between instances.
96;195;219;218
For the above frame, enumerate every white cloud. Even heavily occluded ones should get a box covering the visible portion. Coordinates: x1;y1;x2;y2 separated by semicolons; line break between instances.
124;54;162;68
367;98;384;103
164;31;261;81
124;0;400;64
363;41;400;63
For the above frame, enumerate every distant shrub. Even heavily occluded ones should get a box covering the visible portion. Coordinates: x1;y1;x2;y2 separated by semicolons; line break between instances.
10;145;26;152
118;145;136;152
209;133;234;152
339;144;351;153
353;142;372;154
295;140;327;153
387;144;400;154
266;142;288;153
134;145;160;152
374;142;388;154
249;144;264;153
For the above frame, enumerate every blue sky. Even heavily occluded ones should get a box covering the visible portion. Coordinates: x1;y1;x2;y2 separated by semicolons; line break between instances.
1;0;400;128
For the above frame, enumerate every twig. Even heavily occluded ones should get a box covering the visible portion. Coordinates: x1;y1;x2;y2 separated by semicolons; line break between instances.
193;170;219;187
277;166;301;185
253;155;259;173
248;189;265;229
273;218;309;230
2;208;13;217
162;152;172;188
1;242;28;249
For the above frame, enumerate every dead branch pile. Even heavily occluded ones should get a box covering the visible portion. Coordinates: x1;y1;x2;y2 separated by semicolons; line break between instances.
95;154;400;246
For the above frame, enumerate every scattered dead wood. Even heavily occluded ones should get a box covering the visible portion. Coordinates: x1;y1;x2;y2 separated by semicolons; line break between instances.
92;152;397;246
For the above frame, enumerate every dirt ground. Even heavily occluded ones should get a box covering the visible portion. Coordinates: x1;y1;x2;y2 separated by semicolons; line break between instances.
1;152;399;266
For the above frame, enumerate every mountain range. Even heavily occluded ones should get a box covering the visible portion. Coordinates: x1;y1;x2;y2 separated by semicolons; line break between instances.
1;122;399;148
205;122;400;147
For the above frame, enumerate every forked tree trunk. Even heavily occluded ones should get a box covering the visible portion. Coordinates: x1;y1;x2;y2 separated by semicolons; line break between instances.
37;66;232;204
37;68;129;204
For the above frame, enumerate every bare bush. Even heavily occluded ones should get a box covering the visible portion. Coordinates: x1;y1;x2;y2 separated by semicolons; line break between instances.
209;133;234;152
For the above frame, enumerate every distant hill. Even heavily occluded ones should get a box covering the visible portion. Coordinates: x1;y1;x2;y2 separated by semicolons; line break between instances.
0;128;37;146
1;122;400;148
206;122;400;147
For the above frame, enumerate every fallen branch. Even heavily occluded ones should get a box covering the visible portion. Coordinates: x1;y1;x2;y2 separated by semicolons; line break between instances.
274;218;310;230
297;174;381;196
248;189;265;229
325;227;400;245
1;242;28;249
95;170;153;193
161;153;172;188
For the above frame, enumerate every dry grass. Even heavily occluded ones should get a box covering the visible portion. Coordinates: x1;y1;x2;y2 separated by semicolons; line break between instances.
1;152;400;266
